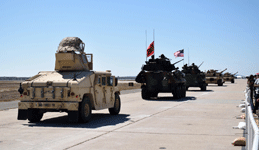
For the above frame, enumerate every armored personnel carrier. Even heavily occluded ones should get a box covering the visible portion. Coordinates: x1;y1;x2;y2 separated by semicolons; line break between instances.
182;63;207;91
135;54;186;99
17;37;121;123
205;68;227;86
223;72;238;83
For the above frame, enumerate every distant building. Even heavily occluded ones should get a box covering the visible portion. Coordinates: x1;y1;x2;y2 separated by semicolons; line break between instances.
0;76;30;81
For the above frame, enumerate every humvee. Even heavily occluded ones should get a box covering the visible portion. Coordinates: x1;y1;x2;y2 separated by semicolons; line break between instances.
17;37;121;123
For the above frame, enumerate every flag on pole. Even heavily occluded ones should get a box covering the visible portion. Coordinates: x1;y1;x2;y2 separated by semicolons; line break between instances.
147;41;154;57
174;49;184;57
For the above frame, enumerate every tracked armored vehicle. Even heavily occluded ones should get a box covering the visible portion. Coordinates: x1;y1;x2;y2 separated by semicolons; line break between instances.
223;72;238;83
182;63;207;91
205;68;227;86
135;54;186;99
17;37;121;123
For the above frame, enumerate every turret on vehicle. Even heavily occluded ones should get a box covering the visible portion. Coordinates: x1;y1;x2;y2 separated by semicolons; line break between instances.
223;72;238;83
205;68;227;86
135;54;186;99
182;62;207;91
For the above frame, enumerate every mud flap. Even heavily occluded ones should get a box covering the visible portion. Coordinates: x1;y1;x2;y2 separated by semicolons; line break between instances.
17;109;28;120
68;111;79;123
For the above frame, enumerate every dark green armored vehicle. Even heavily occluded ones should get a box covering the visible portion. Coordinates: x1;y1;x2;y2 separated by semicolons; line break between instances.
135;54;186;99
182;63;207;91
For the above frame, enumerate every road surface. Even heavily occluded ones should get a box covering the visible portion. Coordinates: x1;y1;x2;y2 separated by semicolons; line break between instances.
0;79;246;150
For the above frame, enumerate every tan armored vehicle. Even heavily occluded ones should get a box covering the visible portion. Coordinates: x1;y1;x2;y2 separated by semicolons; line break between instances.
17;37;121;123
223;72;238;83
205;68;227;86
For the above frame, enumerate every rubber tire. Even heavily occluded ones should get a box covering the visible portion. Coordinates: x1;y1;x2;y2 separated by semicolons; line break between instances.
109;93;121;115
142;88;150;99
28;109;43;123
79;97;92;123
151;92;158;98
182;85;186;98
231;79;234;83
174;86;181;99
217;80;223;86
201;84;207;91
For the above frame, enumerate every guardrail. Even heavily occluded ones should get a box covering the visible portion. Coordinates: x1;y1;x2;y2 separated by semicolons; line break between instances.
245;87;259;150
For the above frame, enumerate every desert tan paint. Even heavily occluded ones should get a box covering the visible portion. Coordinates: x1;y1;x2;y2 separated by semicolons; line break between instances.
19;51;119;111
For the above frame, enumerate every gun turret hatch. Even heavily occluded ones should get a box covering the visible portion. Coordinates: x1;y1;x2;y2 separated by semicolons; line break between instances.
55;37;93;71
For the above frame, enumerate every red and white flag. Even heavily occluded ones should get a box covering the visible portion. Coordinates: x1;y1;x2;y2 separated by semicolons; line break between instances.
174;49;184;57
147;41;154;57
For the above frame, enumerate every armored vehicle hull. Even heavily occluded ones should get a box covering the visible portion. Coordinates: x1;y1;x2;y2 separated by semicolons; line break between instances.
223;77;234;83
182;63;207;91
205;69;227;86
136;54;186;99
223;72;237;83
17;37;121;123
185;74;207;91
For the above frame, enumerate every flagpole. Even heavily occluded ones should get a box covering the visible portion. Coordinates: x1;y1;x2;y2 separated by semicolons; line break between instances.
146;30;147;61
183;49;185;66
188;47;189;66
153;29;155;58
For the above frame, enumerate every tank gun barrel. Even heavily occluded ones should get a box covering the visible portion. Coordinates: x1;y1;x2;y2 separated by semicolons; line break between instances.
233;72;238;76
220;68;227;74
173;59;184;65
198;61;204;68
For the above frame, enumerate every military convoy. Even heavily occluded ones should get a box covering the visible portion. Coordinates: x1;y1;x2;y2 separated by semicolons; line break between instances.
182;63;207;91
223;72;238;83
17;37;121;123
135;54;186;99
205;68;227;86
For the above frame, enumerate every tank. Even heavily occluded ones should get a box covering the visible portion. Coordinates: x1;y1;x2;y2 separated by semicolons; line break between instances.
182;62;207;91
223;72;238;83
17;37;121;123
205;68;227;86
135;54;186;99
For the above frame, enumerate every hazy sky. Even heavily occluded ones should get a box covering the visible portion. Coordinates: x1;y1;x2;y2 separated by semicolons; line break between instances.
1;0;258;77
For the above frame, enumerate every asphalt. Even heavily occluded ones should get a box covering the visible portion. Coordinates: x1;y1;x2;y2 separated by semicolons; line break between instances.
0;79;246;150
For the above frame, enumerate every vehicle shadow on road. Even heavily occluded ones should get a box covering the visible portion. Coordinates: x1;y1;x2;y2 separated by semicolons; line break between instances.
187;90;213;92
23;113;130;128
144;96;196;102
207;85;227;87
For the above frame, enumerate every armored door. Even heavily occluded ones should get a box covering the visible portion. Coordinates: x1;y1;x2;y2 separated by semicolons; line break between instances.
94;75;106;108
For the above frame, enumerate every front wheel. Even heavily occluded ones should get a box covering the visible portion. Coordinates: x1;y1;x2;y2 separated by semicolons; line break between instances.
109;93;121;115
141;88;150;99
217;80;223;86
201;84;207;91
79;97;92;123
231;79;235;83
28;109;43;123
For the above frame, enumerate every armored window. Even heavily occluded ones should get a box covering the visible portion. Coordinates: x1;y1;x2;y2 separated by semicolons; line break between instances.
86;55;92;63
102;77;106;86
97;76;101;84
82;54;88;64
107;77;113;86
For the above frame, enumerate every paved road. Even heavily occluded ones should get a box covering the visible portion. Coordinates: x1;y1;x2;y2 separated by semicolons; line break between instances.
0;79;246;150
0;89;141;111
